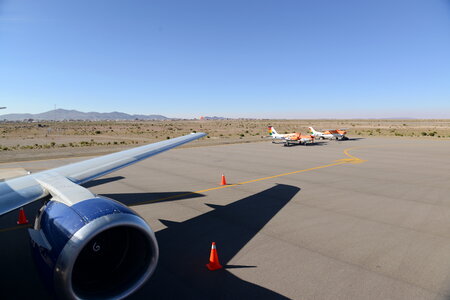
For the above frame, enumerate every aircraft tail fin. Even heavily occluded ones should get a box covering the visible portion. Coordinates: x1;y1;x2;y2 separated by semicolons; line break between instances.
308;127;317;134
268;126;278;136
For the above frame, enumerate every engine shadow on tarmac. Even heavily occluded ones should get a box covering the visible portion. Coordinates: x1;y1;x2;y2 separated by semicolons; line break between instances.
0;196;53;299
130;184;300;300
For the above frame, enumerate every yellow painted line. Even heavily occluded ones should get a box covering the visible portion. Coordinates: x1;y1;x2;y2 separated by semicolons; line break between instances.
123;146;365;206
0;146;366;232
344;146;366;161
0;224;32;233
0;154;97;165
336;146;368;164
238;161;347;184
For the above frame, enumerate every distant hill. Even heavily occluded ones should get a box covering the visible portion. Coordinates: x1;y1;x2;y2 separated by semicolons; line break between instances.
0;109;168;121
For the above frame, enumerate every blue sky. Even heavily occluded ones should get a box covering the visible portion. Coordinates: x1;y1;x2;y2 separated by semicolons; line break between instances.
1;0;450;118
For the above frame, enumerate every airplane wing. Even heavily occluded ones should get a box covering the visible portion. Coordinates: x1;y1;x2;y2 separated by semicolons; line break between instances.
0;132;206;216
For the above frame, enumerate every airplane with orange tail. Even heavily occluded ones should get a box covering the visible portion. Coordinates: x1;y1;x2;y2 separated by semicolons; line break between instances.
268;126;315;146
308;127;348;140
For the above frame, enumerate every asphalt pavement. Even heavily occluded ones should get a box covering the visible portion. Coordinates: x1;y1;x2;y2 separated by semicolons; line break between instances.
1;137;450;299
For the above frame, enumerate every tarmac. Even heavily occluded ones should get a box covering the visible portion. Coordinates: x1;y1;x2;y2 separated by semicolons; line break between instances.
1;137;450;299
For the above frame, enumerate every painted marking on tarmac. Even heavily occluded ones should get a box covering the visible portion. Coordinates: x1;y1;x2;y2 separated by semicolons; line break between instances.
334;146;368;164
125;146;366;206
0;155;97;165
0;146;366;232
0;224;32;233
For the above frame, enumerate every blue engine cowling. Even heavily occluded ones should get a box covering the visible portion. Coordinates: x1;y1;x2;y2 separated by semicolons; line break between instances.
30;196;159;300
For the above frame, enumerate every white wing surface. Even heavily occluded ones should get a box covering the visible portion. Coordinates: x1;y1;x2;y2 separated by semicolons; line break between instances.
0;132;206;216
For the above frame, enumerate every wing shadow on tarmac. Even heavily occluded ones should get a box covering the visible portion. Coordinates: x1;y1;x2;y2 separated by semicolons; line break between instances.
0;183;297;299
84;176;205;206
81;175;125;188
102;191;205;206
131;184;300;300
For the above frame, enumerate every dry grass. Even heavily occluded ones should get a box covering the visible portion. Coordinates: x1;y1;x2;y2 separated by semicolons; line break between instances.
0;119;449;162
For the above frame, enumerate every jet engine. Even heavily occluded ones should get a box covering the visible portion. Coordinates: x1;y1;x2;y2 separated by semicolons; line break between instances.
29;196;159;300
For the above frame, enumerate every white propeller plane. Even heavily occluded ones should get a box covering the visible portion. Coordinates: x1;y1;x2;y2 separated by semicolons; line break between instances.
268;126;314;146
308;127;348;140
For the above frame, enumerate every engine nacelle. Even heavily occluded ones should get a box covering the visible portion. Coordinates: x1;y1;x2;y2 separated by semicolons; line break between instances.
29;196;159;300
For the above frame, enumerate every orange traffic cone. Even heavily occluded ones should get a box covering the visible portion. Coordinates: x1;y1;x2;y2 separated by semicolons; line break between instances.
206;242;223;271
17;207;29;225
220;174;227;186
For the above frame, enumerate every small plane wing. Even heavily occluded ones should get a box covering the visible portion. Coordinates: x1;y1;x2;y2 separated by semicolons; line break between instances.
0;132;206;216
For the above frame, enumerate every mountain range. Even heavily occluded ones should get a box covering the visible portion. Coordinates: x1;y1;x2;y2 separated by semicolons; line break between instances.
0;109;168;121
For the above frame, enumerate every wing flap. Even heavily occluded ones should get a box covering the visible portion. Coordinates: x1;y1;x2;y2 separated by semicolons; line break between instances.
34;172;95;206
0;176;48;216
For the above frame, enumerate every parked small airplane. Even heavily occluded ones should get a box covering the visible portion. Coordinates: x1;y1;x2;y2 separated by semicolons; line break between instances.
308;127;348;140
268;126;289;143
268;126;314;146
